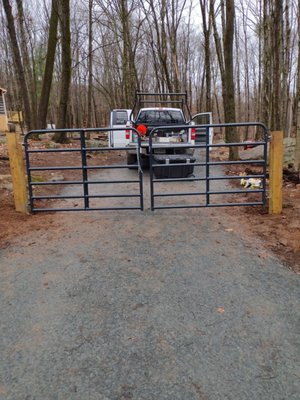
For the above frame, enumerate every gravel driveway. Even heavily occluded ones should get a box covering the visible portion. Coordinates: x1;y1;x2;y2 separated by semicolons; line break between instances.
0;154;299;399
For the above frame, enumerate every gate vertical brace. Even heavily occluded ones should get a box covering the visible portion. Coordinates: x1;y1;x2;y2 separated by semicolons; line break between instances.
137;135;144;211
262;127;268;206
205;126;210;206
80;130;89;209
149;134;155;211
24;138;34;212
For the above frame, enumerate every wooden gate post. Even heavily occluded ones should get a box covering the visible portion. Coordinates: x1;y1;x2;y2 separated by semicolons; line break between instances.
6;132;28;213
269;131;283;214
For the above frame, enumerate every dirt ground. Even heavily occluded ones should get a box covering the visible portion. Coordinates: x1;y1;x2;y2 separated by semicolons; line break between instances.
211;146;300;273
0;135;299;273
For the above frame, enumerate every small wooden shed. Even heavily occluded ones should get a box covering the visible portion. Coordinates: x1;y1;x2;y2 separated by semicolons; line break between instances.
0;88;8;132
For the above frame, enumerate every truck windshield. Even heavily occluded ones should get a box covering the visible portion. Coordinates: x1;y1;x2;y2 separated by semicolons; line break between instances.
136;110;185;125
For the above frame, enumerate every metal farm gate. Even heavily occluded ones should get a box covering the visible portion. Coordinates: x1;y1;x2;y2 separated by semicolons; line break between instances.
148;122;268;211
24;128;144;212
24;123;268;213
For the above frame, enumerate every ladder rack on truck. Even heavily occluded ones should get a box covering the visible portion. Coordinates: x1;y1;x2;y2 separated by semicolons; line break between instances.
130;91;192;121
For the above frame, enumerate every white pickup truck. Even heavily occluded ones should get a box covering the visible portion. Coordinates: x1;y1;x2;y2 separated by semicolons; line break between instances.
124;92;213;168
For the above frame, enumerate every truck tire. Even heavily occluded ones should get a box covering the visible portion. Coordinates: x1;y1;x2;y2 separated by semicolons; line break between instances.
127;153;138;168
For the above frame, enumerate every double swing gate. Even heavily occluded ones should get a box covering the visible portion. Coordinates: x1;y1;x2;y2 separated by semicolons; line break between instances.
24;123;268;213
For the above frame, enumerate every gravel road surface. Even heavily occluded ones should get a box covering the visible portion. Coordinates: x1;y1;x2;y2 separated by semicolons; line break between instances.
0;155;299;400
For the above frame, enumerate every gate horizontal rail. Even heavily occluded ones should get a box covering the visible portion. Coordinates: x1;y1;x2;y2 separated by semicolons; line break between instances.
149;122;268;211
24;127;144;212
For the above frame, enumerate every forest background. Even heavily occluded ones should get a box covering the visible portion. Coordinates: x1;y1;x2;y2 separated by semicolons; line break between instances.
0;0;300;166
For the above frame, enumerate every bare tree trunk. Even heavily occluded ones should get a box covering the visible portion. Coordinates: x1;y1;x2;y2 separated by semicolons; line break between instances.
2;0;32;130
199;65;206;110
256;0;263;138
87;0;93;128
281;1;289;134
143;0;172;92
54;0;71;142
224;0;238;160
72;26;82;127
241;4;250;138
120;0;131;107
210;1;225;83
166;0;185;92
38;0;59;129
16;0;38;129
158;0;172;92
119;0;139;107
271;0;283;131
235;21;241;122
149;39;163;92
295;0;300;171
92;93;99;127
262;0;271;129
211;0;239;160
212;62;222;124
200;0;211;112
